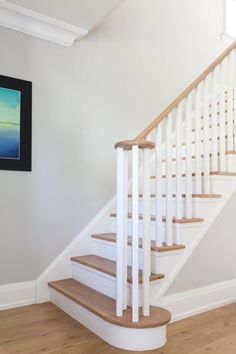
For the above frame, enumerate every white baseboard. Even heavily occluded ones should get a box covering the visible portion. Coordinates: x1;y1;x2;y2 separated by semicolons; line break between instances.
0;281;36;311
157;278;236;322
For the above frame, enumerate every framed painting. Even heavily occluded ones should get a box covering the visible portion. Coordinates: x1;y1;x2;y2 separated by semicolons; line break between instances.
0;75;32;171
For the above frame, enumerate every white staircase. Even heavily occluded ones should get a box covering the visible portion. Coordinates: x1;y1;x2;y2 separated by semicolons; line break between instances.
45;42;236;351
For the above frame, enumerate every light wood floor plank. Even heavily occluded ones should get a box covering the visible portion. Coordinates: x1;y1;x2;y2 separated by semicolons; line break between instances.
1;302;236;353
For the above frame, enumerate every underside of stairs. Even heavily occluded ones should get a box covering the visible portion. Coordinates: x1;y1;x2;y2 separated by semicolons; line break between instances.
42;42;236;351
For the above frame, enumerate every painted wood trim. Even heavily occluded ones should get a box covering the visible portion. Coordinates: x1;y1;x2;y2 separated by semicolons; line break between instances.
0;281;36;311
157;278;236;323
0;0;88;47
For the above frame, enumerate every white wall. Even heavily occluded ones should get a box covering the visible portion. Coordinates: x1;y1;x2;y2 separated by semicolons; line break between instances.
0;0;225;284
166;192;236;295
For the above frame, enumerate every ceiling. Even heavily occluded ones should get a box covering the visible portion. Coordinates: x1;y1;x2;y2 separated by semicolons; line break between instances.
5;0;123;30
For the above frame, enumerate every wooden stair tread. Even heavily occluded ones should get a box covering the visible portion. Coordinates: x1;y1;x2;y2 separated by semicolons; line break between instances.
151;173;198;179
110;213;204;224
172;136;223;147
162;151;236;162
192;122;227;132
128;193;221;199
151;172;236;179
48;279;171;328
210;172;236;176
71;255;164;283
92;233;185;252
162;154;214;163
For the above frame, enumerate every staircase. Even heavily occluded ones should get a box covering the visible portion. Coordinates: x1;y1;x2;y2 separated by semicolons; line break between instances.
47;42;236;351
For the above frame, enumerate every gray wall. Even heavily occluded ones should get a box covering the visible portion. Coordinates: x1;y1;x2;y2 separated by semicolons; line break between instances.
167;192;236;295
0;0;225;284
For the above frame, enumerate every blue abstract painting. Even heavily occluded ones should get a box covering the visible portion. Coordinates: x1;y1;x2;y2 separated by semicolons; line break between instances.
0;87;21;159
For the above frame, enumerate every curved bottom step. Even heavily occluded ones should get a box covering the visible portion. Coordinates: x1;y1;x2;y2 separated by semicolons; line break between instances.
49;279;171;351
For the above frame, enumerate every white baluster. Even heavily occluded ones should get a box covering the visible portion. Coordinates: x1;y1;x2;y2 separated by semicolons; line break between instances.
116;147;125;317
176;104;183;220
233;49;236;147
142;148;151;316
166;114;173;245
211;66;219;171
122;150;128;310
195;83;202;193
132;145;139;322
185;94;193;217
155;124;163;246
227;52;234;151
219;59;227;171
203;76;210;193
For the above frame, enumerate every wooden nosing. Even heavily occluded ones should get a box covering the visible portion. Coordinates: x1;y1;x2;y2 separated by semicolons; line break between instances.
70;255;164;283
91;233;185;252
110;213;204;224
127;193;222;199
48;279;171;328
210;171;236;176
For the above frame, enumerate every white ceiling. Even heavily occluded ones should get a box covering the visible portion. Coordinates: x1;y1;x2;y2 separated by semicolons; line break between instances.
5;0;123;30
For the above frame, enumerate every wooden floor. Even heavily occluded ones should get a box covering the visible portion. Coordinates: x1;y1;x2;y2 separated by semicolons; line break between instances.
1;302;236;353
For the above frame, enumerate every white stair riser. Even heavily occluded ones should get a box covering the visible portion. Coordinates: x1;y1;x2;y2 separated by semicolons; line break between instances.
92;239;184;276
148;172;236;195
127;198;221;218
149;127;228;161
211;176;236;196
50;288;167;351
147;155;236;187
71;261;163;307
226;155;236;172
150;156;222;176
110;217;201;245
149;177;201;195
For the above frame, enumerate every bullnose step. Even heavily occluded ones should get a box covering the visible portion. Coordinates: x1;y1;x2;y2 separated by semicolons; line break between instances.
48;279;171;328
70;255;164;283
110;213;204;224
92;233;185;252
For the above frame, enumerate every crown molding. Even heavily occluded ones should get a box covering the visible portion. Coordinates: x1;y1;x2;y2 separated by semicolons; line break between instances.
0;0;88;47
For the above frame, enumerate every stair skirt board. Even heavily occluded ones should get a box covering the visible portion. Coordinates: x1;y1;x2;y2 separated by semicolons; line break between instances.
50;288;167;351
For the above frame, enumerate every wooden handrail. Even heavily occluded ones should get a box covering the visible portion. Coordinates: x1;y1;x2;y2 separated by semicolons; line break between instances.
136;41;236;140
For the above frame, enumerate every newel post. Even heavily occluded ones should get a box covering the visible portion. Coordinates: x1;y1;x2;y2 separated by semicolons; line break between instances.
115;139;155;321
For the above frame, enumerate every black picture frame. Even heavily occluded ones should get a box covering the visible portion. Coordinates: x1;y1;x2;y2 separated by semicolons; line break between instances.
0;75;32;171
